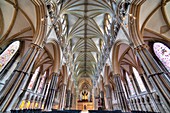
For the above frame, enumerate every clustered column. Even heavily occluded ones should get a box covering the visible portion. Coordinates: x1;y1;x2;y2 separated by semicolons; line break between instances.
104;85;112;110
135;45;170;112
66;80;73;109
0;44;41;112
44;72;59;110
58;83;67;110
113;74;129;112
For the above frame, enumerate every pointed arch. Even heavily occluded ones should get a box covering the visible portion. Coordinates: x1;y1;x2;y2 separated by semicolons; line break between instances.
0;41;20;72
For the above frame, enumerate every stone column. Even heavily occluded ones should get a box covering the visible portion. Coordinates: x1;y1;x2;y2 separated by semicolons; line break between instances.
70;93;73;109
0;44;41;112
44;72;59;110
65;90;71;109
92;87;97;110
34;76;42;93
88;91;91;102
34;97;39;109
29;95;36;109
135;45;170;111
130;77;138;95
65;80;73;109
22;92;30;109
104;85;112;110
140;73;160;112
41;81;49;109
113;74;129;112
72;88;77;110
130;99;135;111
75;88;79;110
100;90;105;109
38;98;43;109
140;97;147;111
124;83;130;99
98;77;105;110
154;94;166;113
132;99;137;111
72;88;77;109
113;87;120;110
70;87;76;109
58;84;67;110
136;98;142;111
144;96;153;112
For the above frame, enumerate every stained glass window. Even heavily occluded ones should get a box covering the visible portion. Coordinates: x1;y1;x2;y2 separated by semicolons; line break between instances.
38;71;47;93
125;72;135;95
0;41;20;72
132;67;146;92
28;67;40;90
153;42;170;72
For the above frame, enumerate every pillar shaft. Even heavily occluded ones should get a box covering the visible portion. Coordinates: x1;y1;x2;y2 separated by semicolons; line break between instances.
0;44;41;112
154;96;166;113
138;73;160;112
44;73;58;110
34;76;42;93
100;90;105;109
113;74;129;112
70;93;73;108
135;45;170;111
58;84;67;110
104;85;112;110
65;90;71;109
130;77;138;95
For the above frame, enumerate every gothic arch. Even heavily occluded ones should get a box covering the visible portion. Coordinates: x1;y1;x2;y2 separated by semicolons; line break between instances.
46;39;61;73
111;39;131;74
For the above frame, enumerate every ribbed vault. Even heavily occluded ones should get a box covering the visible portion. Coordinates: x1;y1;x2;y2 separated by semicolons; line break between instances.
60;0;114;88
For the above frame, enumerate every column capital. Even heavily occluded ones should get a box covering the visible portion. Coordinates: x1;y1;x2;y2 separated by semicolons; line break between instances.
133;44;149;53
30;43;43;50
51;72;60;76
104;84;110;87
61;83;67;87
14;69;29;75
139;73;144;77
112;74;121;78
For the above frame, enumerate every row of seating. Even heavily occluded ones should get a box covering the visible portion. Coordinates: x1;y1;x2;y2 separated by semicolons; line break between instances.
88;110;122;113
10;109;161;113
46;110;81;113
131;111;160;113
11;109;42;113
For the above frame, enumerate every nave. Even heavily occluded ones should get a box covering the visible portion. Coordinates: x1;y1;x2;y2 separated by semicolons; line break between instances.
0;0;170;113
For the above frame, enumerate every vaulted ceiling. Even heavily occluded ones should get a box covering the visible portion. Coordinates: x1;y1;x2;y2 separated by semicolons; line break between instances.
52;0;117;90
1;0;169;91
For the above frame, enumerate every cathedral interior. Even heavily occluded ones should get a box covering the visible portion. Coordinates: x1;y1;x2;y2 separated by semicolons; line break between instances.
0;0;170;113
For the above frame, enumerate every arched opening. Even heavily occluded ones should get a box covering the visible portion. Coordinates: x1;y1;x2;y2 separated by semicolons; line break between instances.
132;67;146;92
153;42;170;72
37;71;47;94
125;72;135;96
28;67;40;90
0;41;20;73
0;41;21;91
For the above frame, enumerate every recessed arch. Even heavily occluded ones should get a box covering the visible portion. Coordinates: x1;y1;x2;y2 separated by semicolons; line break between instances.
46;39;61;73
111;39;131;74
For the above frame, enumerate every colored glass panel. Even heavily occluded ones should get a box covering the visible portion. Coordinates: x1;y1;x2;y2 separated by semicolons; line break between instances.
153;42;170;72
28;67;40;90
38;71;46;93
0;41;20;72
